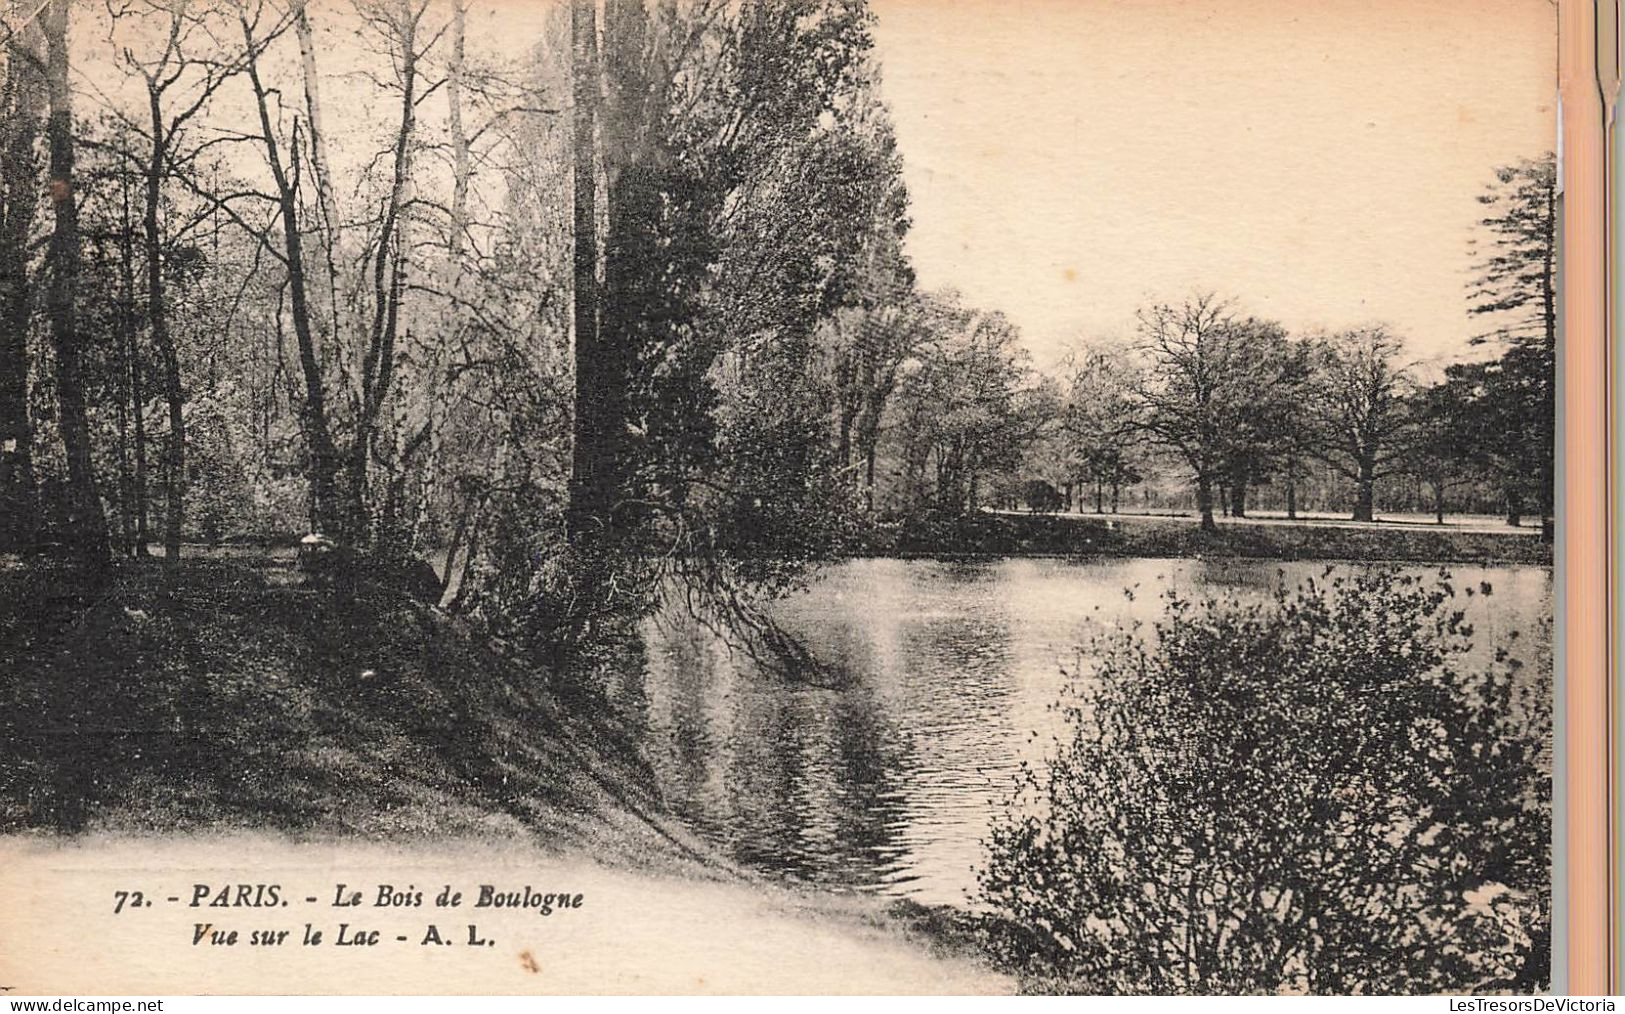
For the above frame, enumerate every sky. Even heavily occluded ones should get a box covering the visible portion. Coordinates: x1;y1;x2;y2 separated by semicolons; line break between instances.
66;0;1555;374
867;0;1558;370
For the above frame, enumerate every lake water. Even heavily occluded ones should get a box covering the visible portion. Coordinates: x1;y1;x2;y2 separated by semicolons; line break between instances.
638;557;1552;908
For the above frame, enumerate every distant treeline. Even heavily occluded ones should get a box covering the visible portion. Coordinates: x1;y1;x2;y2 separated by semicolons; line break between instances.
851;157;1556;540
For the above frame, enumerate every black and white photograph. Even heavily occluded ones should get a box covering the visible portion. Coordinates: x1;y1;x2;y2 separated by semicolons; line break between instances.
0;0;1558;995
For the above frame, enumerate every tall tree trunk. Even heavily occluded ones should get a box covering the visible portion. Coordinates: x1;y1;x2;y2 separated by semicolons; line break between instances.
836;405;855;475
1352;458;1375;523
113;337;133;555
146;89;185;564
1284;464;1297;519
439;490;476;601
128;281;149;556
351;0;419;550
117;170;151;556
113;161;151;554
1505;488;1523;528
1093;477;1103;514
43;0;107;565
447;0;469;259
855;379;893;511
1196;474;1216;532
565;0;607;545
407;0;471;567
293;0;345;384
1432;474;1446;525
0;29;43;553
864;444;878;512
243;16;342;539
114;182;139;556
447;503;483;615
1228;462;1249;518
1110;481;1120;514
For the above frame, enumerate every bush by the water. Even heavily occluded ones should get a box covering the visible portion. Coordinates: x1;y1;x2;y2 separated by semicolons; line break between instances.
978;568;1550;994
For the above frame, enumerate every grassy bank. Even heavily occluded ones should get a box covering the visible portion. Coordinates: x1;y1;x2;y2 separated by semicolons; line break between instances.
868;511;1553;566
0;555;697;859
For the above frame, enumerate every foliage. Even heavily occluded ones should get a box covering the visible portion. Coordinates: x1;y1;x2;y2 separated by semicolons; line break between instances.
1461;153;1556;526
979;569;1550;994
1056;344;1142;513
1401;374;1479;523
1467;155;1557;347
889;293;1049;515
1441;350;1552;526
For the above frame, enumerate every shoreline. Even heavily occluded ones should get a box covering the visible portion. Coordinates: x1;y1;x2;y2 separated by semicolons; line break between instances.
856;511;1553;567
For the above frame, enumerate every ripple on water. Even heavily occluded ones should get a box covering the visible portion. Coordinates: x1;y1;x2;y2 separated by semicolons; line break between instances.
639;556;1552;908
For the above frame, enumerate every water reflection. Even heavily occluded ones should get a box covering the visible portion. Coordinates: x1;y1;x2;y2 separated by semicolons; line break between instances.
639;557;1551;907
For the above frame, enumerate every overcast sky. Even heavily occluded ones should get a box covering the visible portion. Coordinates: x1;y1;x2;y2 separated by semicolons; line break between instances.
867;0;1557;369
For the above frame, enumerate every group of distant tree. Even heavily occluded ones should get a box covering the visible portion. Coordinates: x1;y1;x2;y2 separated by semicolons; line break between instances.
868;156;1556;540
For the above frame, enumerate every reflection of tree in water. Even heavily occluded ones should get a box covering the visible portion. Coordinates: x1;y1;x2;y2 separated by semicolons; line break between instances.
640;558;1552;909
828;688;915;889
639;605;915;892
726;693;820;882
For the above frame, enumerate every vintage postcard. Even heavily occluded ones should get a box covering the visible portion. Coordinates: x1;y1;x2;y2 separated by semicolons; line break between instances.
0;0;1587;996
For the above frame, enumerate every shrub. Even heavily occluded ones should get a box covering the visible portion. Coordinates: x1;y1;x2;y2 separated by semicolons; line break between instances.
978;568;1550;994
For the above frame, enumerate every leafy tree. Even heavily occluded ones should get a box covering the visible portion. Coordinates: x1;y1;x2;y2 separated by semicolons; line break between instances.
1059;344;1142;514
549;0;906;662
890;295;1045;515
822;300;923;510
1211;321;1306;518
1441;353;1551;529
980;569;1550;994
1466;154;1556;536
1403;376;1480;524
1468;155;1557;349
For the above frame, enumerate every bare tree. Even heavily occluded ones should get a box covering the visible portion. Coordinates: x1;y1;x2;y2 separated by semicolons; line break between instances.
1304;326;1415;523
1132;294;1241;532
104;0;253;563
231;4;342;538
345;0;434;554
43;0;108;563
232;0;438;550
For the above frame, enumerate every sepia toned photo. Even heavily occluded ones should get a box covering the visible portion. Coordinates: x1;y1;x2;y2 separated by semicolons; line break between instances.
0;0;1561;996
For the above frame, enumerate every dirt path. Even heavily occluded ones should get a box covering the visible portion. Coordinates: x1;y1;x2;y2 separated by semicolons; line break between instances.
0;836;1012;995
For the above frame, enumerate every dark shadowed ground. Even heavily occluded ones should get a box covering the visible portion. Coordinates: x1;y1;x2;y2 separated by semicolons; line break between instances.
0;554;693;861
